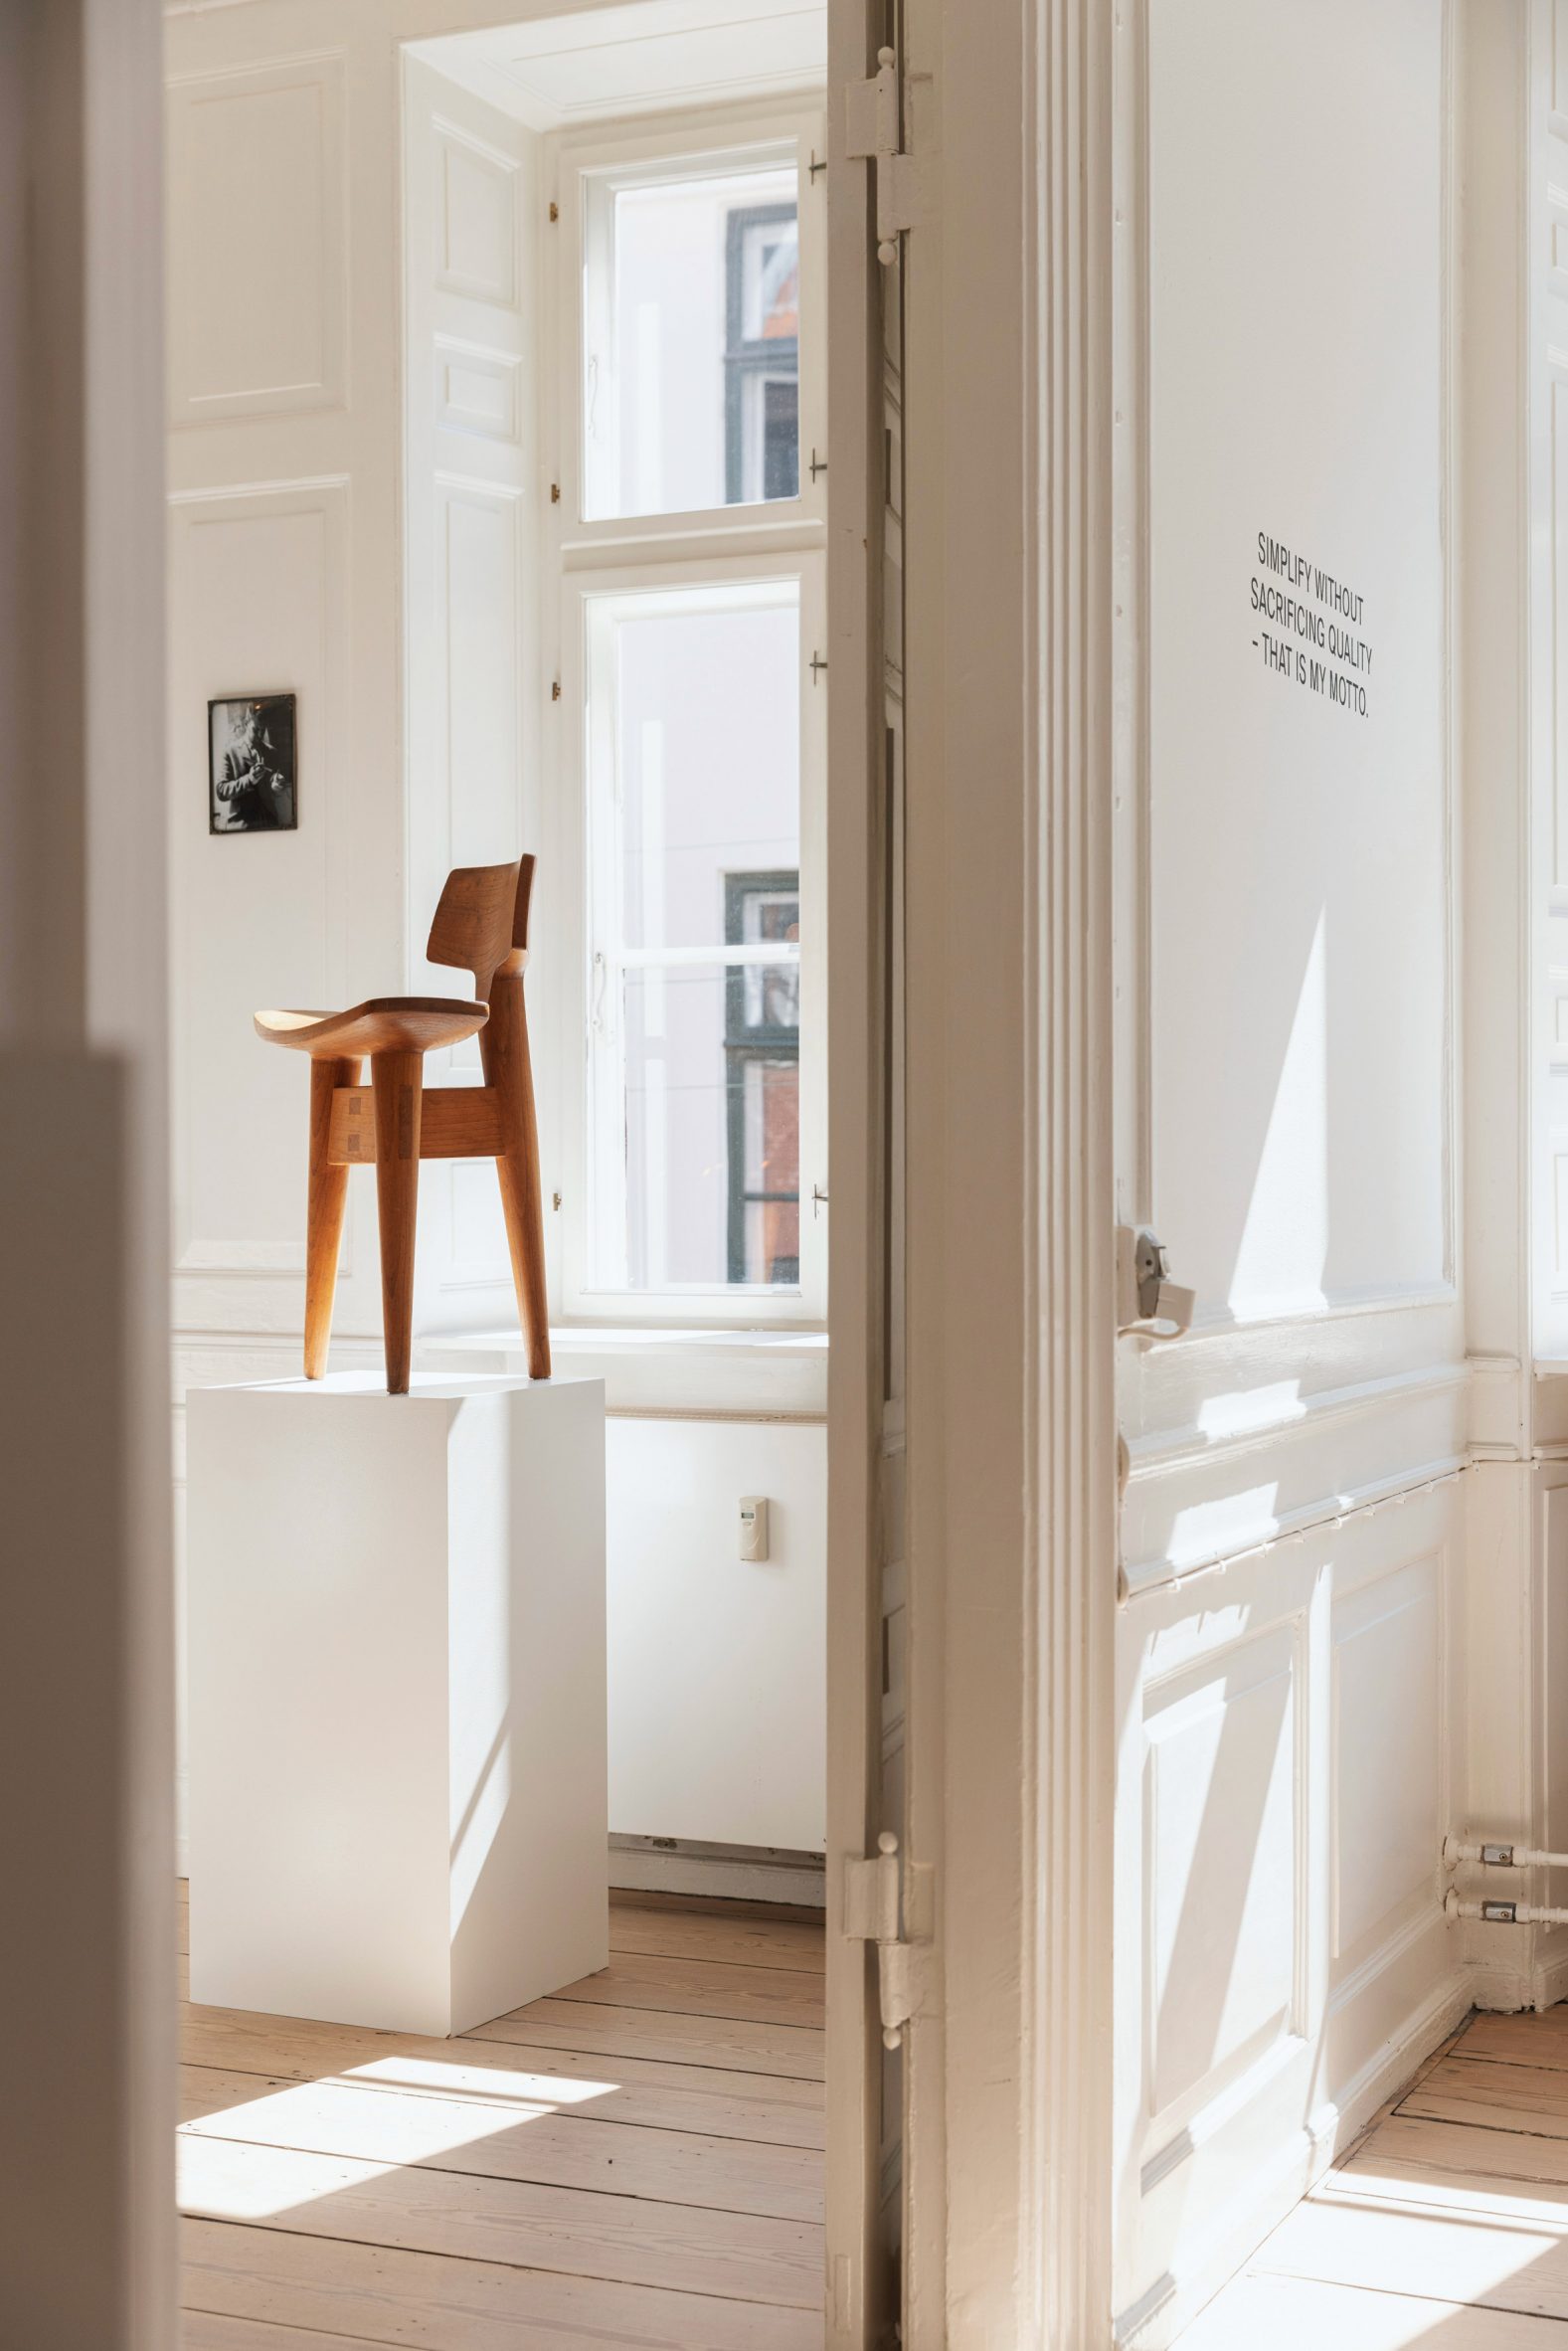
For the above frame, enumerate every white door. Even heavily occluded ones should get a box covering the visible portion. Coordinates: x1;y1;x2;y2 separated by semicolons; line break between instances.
1110;3;1466;2342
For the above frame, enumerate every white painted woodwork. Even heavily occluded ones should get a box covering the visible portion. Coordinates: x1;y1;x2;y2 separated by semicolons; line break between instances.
187;1373;609;2037
1112;5;1467;2341
165;1;405;1351
607;1418;825;1852
412;1;827;132
403;55;543;1328
166;56;347;426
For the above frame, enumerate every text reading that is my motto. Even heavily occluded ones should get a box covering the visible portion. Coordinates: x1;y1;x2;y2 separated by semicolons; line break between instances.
1250;532;1372;718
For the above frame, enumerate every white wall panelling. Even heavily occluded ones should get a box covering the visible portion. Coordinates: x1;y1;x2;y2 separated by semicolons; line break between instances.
1113;1494;1463;2348
166;52;348;427
404;56;544;1329
1112;2;1465;2338
166;1;406;1343
168;481;357;1289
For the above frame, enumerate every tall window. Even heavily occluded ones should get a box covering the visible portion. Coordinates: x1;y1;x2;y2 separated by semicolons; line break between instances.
556;115;825;1325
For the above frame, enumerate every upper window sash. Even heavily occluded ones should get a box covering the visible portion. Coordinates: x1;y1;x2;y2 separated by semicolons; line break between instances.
552;111;827;551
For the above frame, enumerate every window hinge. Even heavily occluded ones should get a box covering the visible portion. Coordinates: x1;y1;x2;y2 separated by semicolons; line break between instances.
844;46;932;264
843;1832;936;2049
809;652;828;684
549;200;559;224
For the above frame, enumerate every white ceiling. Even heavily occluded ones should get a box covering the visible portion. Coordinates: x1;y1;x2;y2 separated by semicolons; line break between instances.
412;0;827;132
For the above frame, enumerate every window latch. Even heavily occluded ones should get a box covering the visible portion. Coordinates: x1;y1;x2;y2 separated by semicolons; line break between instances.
1116;1225;1195;1341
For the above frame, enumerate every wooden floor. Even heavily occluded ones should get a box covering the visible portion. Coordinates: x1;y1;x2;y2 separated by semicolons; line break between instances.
1179;2005;1568;2346
176;1882;824;2349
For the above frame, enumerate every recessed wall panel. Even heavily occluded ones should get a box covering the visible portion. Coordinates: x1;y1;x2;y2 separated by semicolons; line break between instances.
167;59;346;424
170;488;344;1274
1145;1624;1298;2122
1330;1556;1440;1965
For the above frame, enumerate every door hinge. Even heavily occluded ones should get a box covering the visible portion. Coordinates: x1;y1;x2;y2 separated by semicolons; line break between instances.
844;46;931;264
843;1831;936;2049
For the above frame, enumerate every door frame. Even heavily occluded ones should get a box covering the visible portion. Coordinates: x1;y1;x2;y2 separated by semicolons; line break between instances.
825;0;1119;2342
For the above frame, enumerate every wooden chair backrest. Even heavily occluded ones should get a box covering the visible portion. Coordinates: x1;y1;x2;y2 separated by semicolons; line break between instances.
427;855;535;999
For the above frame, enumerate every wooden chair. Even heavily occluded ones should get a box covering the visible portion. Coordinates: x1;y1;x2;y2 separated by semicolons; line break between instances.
256;856;551;1395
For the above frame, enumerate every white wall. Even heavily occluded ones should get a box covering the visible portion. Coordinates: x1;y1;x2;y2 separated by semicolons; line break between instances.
1113;3;1467;2338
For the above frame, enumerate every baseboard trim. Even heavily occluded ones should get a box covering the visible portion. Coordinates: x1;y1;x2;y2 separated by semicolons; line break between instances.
609;1833;825;1908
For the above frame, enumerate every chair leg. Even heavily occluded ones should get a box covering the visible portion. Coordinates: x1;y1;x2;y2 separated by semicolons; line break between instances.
305;1053;359;1379
372;1048;424;1395
480;974;552;1380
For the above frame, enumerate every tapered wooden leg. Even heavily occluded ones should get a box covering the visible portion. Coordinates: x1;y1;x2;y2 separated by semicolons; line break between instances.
305;1053;359;1379
480;974;552;1380
371;1049;424;1395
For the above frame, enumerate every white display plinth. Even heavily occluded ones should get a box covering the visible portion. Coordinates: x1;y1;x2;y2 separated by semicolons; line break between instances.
187;1371;608;2037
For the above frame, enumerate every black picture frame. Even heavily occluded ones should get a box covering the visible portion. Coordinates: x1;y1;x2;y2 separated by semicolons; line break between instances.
208;693;298;835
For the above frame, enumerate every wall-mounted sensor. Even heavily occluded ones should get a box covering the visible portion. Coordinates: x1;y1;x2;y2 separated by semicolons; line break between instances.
739;1496;770;1562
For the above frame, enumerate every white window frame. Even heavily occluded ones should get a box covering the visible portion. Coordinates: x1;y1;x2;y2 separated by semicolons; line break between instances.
542;102;828;1330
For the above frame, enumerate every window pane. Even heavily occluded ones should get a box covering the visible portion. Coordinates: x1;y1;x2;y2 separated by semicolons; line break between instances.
586;162;800;519
615;597;800;953
588;582;803;1294
618;964;800;1289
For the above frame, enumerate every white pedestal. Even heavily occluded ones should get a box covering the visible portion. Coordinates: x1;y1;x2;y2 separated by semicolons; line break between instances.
187;1371;608;2036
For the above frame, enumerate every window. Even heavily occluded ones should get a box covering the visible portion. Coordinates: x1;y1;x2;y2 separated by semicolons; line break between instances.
582;153;802;522
553;112;825;1327
578;577;817;1302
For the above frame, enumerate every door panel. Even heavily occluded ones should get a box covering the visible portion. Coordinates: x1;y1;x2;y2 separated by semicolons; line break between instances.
1112;3;1466;2340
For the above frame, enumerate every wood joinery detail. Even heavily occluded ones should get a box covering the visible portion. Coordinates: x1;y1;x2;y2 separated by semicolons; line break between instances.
326;1085;504;1165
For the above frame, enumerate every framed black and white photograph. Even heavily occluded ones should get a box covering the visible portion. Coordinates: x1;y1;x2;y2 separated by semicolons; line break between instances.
209;693;297;834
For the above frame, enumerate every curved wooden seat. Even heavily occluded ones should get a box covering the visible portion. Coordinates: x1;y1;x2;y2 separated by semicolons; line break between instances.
255;997;488;1057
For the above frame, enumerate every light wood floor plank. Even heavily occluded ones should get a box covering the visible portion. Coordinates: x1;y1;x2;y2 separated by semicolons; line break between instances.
178;1887;826;2339
1401;2055;1568;2138
1177;2271;1568;2347
1356;2112;1568;2193
1459;2014;1568;2075
1251;2192;1568;2321
179;2136;821;2309
543;1955;824;2032
610;1889;825;1929
606;1904;824;1977
185;2316;401;2351
179;2065;821;2223
184;2216;820;2350
472;1998;824;2081
181;2008;824;2146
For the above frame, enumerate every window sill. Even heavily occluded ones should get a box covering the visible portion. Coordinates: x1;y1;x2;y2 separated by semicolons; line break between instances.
418;1324;827;1418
